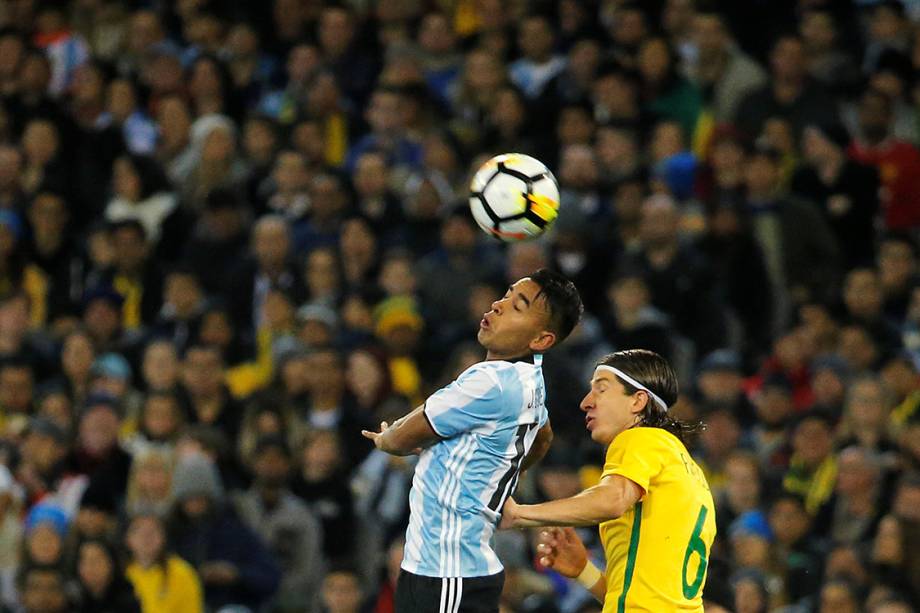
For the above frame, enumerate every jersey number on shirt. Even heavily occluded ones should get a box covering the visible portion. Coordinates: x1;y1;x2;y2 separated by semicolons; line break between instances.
488;422;537;512
681;504;709;599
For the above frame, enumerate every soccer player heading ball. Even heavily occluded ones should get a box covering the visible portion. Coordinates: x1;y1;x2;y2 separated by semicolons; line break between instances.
500;349;716;612
363;269;583;612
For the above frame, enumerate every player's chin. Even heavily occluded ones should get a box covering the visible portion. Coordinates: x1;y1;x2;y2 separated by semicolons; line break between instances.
588;427;609;444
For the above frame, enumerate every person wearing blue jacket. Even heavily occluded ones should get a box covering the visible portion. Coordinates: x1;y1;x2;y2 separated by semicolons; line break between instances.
168;454;281;611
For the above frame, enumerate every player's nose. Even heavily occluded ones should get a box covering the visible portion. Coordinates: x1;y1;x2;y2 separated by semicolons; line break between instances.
579;393;593;411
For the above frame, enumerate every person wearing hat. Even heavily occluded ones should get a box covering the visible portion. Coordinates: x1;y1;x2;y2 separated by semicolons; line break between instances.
233;435;325;613
728;510;774;572
88;352;140;416
791;120;879;267
170;454;281;612
23;503;69;567
373;296;425;407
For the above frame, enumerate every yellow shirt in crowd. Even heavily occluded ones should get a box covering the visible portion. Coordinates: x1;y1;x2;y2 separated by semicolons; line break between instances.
126;555;203;613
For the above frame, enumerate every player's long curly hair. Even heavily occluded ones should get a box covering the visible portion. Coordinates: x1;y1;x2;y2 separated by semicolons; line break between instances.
599;349;703;444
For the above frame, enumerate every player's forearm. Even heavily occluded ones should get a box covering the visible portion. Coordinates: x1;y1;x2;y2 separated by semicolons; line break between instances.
510;484;623;527
376;405;435;456
376;428;420;456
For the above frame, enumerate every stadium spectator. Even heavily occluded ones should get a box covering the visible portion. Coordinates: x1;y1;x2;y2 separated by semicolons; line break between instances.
72;538;141;613
125;512;204;613
169;454;280;611
234;435;325;613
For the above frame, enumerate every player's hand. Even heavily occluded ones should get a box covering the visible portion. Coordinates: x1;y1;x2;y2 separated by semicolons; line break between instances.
536;527;589;579
361;422;422;455
499;497;519;530
361;421;390;448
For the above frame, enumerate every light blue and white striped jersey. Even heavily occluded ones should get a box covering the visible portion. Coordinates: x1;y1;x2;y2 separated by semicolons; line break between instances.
402;354;548;578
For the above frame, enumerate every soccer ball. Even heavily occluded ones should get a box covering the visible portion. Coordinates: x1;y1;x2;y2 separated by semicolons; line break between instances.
469;153;560;242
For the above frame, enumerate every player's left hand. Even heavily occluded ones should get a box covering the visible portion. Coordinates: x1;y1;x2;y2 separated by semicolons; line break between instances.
499;497;519;530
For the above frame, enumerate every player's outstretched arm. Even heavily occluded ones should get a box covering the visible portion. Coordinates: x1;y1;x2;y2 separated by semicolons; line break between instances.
537;528;607;604
499;474;642;529
361;405;440;456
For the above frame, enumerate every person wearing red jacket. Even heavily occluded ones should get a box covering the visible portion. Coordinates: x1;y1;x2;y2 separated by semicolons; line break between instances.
849;88;920;230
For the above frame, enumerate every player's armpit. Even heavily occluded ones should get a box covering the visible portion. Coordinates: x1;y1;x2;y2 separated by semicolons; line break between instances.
521;421;553;472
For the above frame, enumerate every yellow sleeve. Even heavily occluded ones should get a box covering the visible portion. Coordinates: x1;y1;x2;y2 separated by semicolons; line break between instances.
601;428;668;496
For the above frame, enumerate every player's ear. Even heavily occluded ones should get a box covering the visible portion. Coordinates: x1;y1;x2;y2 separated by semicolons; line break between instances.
529;330;556;353
630;391;649;415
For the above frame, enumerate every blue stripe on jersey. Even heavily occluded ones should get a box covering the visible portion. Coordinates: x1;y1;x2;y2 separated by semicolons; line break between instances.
403;358;547;578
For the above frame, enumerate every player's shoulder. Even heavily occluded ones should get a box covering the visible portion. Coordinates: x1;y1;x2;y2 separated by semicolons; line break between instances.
457;360;505;387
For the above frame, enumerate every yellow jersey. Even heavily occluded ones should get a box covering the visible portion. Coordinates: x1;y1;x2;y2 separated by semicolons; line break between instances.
599;427;716;613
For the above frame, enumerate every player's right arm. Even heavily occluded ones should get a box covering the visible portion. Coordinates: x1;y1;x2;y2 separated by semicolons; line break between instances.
363;363;504;454
361;404;439;456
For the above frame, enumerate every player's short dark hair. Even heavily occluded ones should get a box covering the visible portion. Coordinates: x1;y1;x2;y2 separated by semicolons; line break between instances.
529;268;583;346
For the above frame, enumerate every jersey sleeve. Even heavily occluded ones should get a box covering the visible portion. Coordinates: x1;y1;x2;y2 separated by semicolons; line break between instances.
601;428;668;497
423;364;503;438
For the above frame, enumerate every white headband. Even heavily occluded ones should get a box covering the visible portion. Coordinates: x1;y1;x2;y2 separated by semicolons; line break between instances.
595;365;669;412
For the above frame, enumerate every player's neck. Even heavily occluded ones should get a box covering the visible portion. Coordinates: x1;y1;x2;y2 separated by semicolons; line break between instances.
486;349;534;362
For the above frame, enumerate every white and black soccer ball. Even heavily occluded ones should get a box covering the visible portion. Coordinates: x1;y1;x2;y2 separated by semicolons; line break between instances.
469;153;560;242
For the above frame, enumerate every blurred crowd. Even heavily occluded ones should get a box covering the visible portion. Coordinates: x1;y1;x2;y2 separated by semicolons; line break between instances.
0;0;918;612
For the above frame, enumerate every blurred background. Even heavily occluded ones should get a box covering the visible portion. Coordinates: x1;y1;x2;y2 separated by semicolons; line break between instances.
0;0;918;612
